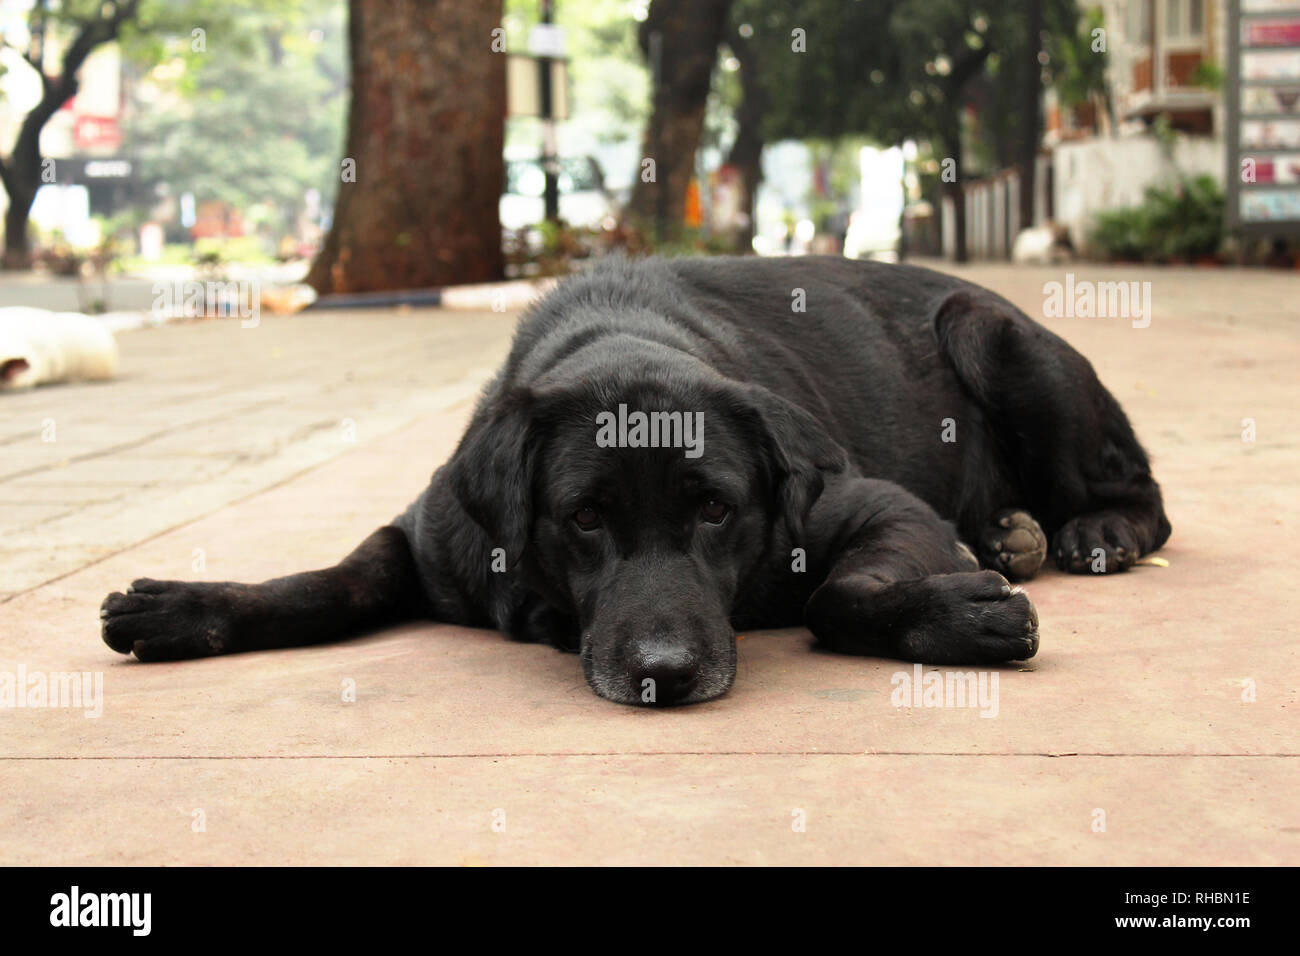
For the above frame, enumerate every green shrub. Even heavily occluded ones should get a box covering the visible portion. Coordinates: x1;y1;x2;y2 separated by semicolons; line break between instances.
1091;205;1151;261
1089;175;1223;262
1145;175;1224;260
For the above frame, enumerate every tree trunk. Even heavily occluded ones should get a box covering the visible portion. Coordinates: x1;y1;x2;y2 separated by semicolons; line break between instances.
940;117;968;263
306;0;505;294
3;100;54;269
2;179;36;270
1;104;48;270
724;24;764;253
2;108;55;270
1018;0;1043;232
625;0;731;242
939;46;990;264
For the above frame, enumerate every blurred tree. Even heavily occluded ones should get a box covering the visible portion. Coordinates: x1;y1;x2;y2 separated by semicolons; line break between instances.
722;0;895;251
858;1;998;263
624;0;732;242
885;0;1081;254
730;0;1080;261
127;0;346;244
306;0;505;294
1045;5;1113;132
0;0;245;269
0;0;144;268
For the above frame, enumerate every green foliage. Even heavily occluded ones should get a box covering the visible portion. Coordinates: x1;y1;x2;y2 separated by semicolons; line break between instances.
125;0;345;232
1191;59;1224;91
1089;206;1149;261
1046;5;1109;109
1090;175;1224;262
734;0;1082;172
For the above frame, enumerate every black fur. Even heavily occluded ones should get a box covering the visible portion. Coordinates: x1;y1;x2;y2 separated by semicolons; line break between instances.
101;257;1170;705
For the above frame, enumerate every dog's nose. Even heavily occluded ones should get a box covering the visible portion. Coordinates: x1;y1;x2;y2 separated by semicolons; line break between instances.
628;642;699;704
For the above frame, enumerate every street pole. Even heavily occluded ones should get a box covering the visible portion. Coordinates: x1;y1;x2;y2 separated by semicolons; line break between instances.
539;0;559;223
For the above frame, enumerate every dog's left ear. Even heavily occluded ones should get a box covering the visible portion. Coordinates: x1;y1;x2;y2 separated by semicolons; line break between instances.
740;384;847;540
446;386;540;565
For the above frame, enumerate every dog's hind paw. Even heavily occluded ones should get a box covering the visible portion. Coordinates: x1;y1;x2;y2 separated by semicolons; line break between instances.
976;508;1047;581
1053;512;1140;574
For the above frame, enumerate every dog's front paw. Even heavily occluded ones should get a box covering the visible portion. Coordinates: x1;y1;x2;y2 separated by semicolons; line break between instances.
897;570;1039;664
976;508;1047;581
101;578;239;661
1053;512;1139;574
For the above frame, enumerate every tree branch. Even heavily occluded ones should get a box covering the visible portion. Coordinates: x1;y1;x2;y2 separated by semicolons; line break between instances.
946;42;993;94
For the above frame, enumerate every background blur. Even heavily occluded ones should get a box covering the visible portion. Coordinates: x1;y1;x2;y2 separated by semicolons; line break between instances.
1;0;1297;309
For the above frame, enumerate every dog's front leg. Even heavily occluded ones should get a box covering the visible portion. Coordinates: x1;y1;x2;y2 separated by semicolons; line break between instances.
803;480;1039;665
101;526;424;661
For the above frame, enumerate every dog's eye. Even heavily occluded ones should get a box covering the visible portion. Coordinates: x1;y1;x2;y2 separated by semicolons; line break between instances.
573;506;602;531
700;499;730;525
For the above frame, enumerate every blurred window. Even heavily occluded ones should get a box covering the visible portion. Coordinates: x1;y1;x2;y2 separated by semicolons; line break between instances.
1129;0;1153;44
1165;0;1204;41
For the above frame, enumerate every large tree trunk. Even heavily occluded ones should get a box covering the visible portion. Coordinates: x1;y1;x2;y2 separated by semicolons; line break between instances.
625;0;731;243
307;0;505;294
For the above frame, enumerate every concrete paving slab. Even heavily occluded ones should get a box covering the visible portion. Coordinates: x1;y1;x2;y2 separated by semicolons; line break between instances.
3;755;1293;866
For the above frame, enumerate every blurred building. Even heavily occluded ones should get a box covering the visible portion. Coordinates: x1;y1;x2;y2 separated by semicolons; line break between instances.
1052;0;1224;138
1047;0;1226;249
950;0;1230;259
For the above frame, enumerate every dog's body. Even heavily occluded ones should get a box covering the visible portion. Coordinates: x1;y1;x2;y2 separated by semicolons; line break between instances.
0;307;118;389
102;257;1170;705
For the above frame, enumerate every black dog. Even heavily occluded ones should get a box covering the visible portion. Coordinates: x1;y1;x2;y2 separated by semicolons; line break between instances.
101;256;1170;705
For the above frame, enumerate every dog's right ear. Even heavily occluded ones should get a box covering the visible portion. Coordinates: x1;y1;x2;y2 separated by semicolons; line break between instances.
738;383;847;542
446;387;539;564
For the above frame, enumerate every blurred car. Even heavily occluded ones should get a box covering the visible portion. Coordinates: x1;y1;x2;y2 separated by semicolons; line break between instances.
500;156;617;236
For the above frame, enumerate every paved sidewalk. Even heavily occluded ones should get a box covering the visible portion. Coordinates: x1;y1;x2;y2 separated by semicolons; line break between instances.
1;261;1297;865
0;309;514;598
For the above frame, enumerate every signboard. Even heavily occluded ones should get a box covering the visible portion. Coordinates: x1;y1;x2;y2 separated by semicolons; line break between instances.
528;23;566;57
506;54;569;119
73;115;121;151
1226;0;1300;234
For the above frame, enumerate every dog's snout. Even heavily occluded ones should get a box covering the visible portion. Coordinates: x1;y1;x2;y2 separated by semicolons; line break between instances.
627;640;700;704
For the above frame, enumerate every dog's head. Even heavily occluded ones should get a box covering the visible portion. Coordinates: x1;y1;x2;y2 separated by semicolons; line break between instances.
448;352;844;706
